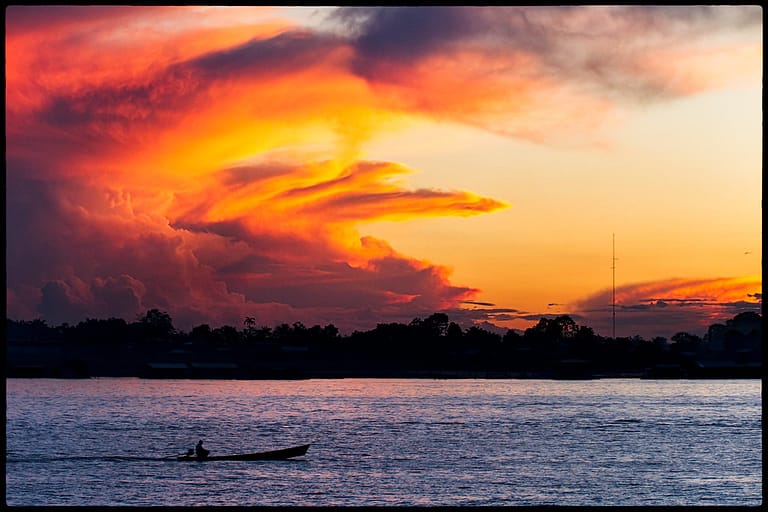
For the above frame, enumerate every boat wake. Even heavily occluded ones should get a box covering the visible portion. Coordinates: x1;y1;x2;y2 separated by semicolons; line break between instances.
6;455;171;463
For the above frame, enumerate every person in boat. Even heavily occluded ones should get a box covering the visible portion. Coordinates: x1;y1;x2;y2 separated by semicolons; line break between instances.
195;440;210;459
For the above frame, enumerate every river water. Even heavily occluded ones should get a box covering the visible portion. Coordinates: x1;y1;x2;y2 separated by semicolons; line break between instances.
5;378;762;506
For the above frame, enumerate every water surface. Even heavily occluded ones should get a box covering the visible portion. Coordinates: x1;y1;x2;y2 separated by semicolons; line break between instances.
5;378;762;506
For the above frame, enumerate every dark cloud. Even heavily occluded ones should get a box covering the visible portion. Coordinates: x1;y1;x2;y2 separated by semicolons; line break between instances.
621;5;762;31
91;275;145;320
18;5;762;163
37;274;146;325
462;300;496;307
334;7;482;62
4;5;167;36
39;280;91;326
188;29;341;80
333;5;762;102
171;219;255;240
642;297;707;305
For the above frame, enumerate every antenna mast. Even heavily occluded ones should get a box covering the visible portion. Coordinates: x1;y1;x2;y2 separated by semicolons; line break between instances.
612;233;616;340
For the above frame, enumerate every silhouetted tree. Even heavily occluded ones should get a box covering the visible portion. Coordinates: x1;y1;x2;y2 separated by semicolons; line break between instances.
73;317;129;344
424;312;450;337
289;322;309;345
446;322;463;340
464;326;502;347
704;323;727;352
212;325;241;345
253;326;273;342
670;331;702;353
524;318;558;354
322;324;339;340
190;324;212;343
7;318;54;341
138;309;176;340
553;315;578;339
726;311;761;333
5;310;762;378
566;325;597;359
272;323;293;343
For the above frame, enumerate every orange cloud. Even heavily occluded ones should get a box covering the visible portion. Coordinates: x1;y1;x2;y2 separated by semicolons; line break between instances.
6;13;501;331
5;7;288;115
571;276;762;338
5;6;761;333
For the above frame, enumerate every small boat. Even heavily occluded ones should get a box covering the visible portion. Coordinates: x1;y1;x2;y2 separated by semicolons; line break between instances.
176;443;310;461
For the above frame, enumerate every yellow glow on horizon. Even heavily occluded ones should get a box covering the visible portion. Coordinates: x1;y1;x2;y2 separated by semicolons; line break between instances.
4;6;761;336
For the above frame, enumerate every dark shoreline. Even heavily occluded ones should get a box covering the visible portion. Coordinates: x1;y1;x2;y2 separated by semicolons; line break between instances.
6;365;761;381
7;310;762;381
7;339;762;380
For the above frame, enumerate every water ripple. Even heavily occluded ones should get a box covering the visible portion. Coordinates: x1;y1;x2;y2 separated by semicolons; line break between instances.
6;378;762;506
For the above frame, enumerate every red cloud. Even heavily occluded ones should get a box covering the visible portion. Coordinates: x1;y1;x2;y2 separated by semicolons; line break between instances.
570;277;762;339
5;7;761;334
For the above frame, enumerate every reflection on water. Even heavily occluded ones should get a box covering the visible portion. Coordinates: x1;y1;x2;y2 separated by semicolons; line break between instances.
5;378;762;506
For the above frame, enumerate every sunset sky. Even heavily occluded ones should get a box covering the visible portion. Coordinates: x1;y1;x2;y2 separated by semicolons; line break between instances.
5;6;762;339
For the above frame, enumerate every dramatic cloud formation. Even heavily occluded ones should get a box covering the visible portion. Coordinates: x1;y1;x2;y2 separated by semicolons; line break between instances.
332;5;762;142
5;6;762;335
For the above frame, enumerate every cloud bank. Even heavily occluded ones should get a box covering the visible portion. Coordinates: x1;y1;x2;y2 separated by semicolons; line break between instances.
5;6;761;333
570;276;762;339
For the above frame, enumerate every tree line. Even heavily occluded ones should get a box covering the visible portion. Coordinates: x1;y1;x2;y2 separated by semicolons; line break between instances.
6;310;762;378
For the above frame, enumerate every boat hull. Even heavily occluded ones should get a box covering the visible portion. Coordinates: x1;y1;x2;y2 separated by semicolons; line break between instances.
176;444;310;461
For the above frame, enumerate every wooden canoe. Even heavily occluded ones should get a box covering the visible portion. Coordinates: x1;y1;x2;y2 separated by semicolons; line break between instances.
176;443;310;461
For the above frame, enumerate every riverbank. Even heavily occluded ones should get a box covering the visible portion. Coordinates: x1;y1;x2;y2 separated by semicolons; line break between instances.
6;359;761;380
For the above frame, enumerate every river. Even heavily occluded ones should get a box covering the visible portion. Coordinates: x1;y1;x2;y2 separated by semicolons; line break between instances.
5;378;762;506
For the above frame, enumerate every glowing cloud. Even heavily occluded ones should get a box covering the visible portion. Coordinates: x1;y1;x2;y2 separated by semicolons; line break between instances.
332;5;762;143
570;277;762;339
6;6;508;331
5;6;762;334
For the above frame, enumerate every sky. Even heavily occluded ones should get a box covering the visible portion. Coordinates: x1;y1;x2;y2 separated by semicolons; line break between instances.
5;5;763;339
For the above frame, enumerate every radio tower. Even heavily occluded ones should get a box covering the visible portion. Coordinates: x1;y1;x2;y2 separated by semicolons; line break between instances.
612;233;617;340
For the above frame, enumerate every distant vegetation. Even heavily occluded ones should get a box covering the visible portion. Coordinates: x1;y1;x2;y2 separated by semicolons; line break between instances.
6;310;762;379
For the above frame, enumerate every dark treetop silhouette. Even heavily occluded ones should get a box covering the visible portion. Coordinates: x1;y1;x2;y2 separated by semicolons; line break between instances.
6;309;762;379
